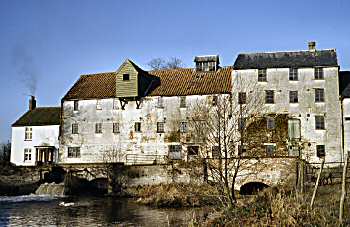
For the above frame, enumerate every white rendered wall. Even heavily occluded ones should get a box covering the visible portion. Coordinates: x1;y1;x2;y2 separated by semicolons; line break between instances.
11;125;60;166
60;95;212;164
342;98;350;158
232;67;342;163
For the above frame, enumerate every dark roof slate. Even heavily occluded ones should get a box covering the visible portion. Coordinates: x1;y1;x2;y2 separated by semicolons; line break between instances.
339;71;350;98
12;107;61;127
234;50;338;69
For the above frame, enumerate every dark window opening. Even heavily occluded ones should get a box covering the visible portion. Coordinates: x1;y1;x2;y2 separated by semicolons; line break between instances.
315;88;325;102
238;92;247;104
135;122;141;132
73;100;79;111
187;146;199;155
289;91;298;103
315;116;325;130
316;145;325;158
265;90;274;104
258;69;267;82
315;67;324;80
123;74;130;81
157;122;165;133
68;147;80;158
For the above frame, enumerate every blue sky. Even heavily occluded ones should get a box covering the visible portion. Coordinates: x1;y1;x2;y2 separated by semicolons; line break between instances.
0;0;349;143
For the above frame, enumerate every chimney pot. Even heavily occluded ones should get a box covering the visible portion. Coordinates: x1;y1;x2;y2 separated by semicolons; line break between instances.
308;41;316;52
29;96;36;111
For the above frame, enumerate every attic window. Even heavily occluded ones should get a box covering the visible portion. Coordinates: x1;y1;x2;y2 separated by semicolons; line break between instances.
123;74;130;81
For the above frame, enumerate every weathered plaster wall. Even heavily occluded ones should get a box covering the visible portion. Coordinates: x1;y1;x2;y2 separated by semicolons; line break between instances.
60;95;213;164
232;67;342;163
11;125;59;166
342;98;350;157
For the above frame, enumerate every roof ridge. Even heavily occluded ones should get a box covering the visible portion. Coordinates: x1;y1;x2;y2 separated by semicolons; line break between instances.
237;49;336;55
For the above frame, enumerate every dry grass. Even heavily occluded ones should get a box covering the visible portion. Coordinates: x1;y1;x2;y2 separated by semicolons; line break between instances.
203;183;350;226
127;183;219;208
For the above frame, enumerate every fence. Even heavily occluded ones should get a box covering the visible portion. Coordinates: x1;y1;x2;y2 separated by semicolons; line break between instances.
125;154;167;165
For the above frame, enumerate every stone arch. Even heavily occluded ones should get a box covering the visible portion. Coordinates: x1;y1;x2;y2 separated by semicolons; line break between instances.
239;181;270;195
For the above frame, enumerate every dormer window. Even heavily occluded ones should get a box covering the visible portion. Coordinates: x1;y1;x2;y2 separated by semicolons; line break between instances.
123;74;130;81
194;55;219;72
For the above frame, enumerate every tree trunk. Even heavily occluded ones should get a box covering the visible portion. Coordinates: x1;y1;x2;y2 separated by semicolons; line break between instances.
310;158;325;209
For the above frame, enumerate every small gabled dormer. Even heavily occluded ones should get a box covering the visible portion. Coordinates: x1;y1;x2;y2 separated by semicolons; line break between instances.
194;55;220;72
116;59;160;109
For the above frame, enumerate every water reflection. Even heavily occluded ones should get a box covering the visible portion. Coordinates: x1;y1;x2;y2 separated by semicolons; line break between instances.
0;195;204;226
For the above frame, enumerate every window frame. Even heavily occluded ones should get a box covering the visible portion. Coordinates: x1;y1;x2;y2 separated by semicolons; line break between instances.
157;97;164;108
187;145;199;156
24;148;32;161
96;100;102;110
113;98;119;110
289;91;298;103
123;74;130;81
72;123;79;134
95;123;102;134
266;117;275;129
238;92;247;104
289;68;298;81
73;100;79;111
265;90;275;104
180;121;188;133
315;88;325;103
68;147;80;158
113;123;120;134
258;69;267;82
134;122;142;132
157;122;165;133
315;115;325;130
314;67;324;80
316;145;325;158
266;145;276;156
180;96;186;108
24;127;32;141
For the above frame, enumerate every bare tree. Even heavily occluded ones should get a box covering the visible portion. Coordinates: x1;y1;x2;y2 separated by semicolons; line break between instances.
147;57;183;70
0;141;11;163
187;75;291;207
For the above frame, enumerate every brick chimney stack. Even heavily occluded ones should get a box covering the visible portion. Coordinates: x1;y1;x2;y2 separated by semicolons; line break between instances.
308;41;316;52
29;96;36;111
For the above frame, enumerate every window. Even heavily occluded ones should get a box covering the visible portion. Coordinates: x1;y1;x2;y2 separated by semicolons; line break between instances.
180;96;186;108
113;123;120;133
238;92;247;104
258;69;267;82
288;119;301;140
25;127;32;140
73;100;79;111
72;123;78;134
267;117;275;129
24;148;32;161
96;100;102;110
212;96;218;106
238;145;246;155
180;122;188;133
315;88;324;102
123;74;130;81
187;146;199;155
113;99;119;110
289;91;298;103
315;67;324;80
212;146;221;158
266;145;276;156
68;147;80;158
157;97;164;108
265;90;274;104
157;122;165;133
289;68;298;81
168;145;182;159
135;122;141;132
238;117;246;130
95;123;102;134
315;116;325;130
316;145;325;158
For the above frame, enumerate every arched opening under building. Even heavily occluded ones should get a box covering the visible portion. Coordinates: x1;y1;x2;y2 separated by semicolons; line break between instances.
239;182;269;195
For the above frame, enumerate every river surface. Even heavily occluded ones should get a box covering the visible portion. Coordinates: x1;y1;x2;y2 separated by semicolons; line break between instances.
0;195;205;226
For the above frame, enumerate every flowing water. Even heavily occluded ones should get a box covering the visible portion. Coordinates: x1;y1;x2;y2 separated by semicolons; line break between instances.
0;195;205;226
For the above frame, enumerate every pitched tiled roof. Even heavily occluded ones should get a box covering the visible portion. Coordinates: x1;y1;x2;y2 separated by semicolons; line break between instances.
148;67;232;96
234;50;338;69
339;71;350;98
63;67;232;100
12;107;61;127
63;72;116;100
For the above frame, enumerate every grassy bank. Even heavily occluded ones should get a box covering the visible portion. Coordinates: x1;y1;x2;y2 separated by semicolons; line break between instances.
127;183;219;208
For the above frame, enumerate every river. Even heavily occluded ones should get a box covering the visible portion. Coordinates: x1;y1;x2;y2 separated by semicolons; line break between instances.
0;195;206;226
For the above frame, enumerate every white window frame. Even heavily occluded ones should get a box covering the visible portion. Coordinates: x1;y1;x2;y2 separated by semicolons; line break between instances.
315;88;325;102
68;147;80;158
314;67;324;80
25;127;32;141
289;68;298;81
24;148;32;161
258;69;267;82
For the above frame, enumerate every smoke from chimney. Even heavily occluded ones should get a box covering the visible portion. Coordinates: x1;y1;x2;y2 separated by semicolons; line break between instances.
12;44;39;96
